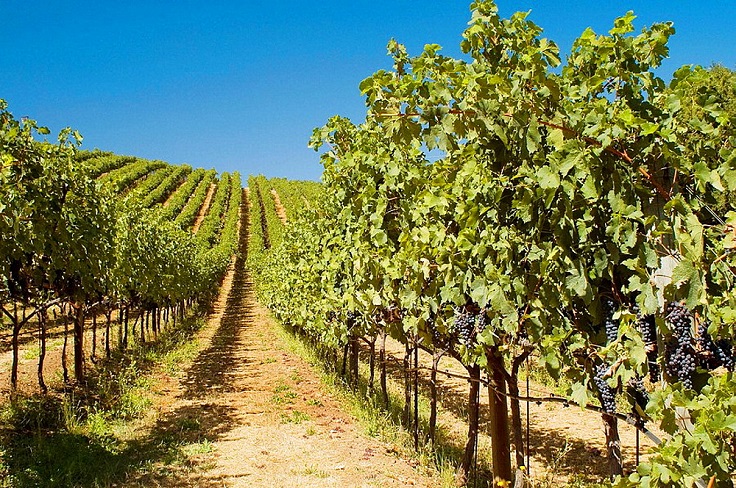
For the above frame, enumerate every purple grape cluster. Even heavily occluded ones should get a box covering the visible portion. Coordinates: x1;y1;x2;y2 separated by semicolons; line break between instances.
664;302;696;389
627;377;649;412
696;323;735;371
602;299;620;344
452;306;488;346
634;308;660;382
665;344;697;389
427;315;449;349
593;363;617;414
635;308;657;345
666;302;692;345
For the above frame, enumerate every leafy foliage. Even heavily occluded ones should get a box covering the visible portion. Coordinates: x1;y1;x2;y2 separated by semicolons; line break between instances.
250;3;736;485
0;99;241;387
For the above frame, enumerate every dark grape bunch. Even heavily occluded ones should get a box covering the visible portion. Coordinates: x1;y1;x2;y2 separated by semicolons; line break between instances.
477;309;488;334
634;307;657;345
664;302;696;389
666;302;692;346
626;377;649;422
427;315;449;349
452;306;488;346
634;308;660;382
626;377;650;428
593;363;617;414
696;323;735;371
603;298;619;344
665;344;697;389
453;307;475;346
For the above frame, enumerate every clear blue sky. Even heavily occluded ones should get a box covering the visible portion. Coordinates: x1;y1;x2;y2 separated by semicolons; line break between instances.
2;1;734;181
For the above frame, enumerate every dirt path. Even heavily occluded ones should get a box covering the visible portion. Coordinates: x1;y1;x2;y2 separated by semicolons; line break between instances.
192;183;217;233
137;197;437;487
270;189;287;225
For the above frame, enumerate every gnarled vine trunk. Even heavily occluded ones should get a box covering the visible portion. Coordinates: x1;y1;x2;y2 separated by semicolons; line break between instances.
73;304;85;383
603;414;623;479
459;363;481;484
487;346;513;487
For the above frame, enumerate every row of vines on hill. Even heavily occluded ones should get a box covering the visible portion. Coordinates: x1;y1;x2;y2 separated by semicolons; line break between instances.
0;109;241;394
248;2;735;487
246;175;322;280
262;177;323;222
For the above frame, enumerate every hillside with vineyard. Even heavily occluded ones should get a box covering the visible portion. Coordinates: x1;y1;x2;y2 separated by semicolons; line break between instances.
2;1;736;487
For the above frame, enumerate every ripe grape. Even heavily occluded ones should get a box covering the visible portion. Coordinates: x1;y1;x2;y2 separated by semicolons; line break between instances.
427;314;449;349
634;309;660;382
696;323;735;371
451;306;489;347
477;308;488;334
453;306;476;346
715;339;735;371
665;341;696;390
634;308;657;345
665;301;692;346
664;302;697;389
593;363;617;414
603;298;619;344
627;378;648;412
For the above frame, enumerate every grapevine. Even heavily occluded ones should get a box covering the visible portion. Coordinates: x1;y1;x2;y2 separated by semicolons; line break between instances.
593;363;617;414
241;2;736;485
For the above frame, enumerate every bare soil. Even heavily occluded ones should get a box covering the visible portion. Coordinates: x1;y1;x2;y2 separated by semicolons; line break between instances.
270;189;288;225
178;287;437;487
131;200;438;487
192;183;217;233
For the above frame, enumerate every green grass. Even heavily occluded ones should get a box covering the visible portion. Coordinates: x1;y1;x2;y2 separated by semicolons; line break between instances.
272;382;298;405
273;323;459;487
306;398;323;407
300;464;329;478
21;344;40;361
20;338;65;361
279;410;310;424
0;310;214;488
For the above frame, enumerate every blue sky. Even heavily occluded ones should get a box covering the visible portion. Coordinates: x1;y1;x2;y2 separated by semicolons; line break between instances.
2;1;734;181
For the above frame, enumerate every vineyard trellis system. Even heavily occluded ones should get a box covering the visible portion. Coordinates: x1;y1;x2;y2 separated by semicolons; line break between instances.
1;103;243;397
246;2;736;487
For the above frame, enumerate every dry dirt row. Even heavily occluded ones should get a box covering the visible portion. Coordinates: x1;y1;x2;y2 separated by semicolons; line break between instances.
140;199;437;487
192;182;217;233
270;189;288;225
